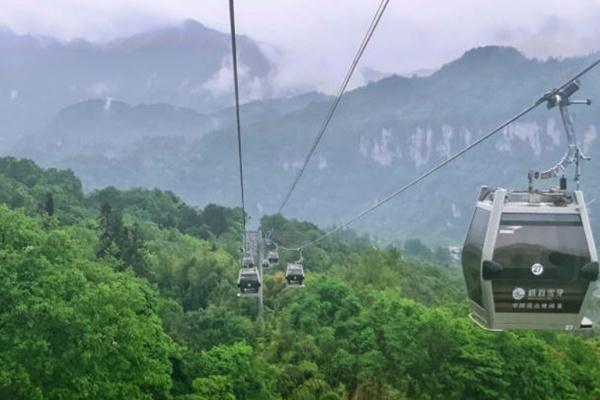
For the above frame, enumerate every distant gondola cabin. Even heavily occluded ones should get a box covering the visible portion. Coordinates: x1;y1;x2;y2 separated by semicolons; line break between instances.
238;267;261;296
285;263;305;287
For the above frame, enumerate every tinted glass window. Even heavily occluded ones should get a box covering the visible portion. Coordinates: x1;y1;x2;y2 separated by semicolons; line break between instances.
494;213;589;277
462;207;490;306
492;213;591;313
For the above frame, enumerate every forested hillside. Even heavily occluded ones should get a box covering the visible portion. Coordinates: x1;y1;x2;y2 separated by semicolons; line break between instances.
10;46;600;247
1;157;600;399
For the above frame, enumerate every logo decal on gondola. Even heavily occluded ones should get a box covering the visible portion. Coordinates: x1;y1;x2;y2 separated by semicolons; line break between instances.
531;263;544;276
512;287;526;301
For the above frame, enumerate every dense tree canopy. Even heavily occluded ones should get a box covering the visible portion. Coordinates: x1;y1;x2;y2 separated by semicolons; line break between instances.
1;157;600;399
0;205;174;399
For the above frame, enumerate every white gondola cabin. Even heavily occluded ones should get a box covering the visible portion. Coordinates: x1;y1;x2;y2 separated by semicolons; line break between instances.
462;187;598;330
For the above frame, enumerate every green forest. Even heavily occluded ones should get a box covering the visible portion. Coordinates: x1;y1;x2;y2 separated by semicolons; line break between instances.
1;156;600;400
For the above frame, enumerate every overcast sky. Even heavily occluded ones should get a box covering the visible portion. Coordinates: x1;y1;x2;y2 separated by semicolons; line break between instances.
2;0;600;92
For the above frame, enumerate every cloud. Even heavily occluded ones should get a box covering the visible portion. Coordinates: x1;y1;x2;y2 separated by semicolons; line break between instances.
202;57;234;97
1;0;600;93
88;81;117;96
9;89;19;102
492;15;600;59
202;55;272;102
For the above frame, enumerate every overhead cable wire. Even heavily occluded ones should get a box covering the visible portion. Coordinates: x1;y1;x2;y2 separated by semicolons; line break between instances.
277;0;390;213
228;0;247;238
280;58;600;252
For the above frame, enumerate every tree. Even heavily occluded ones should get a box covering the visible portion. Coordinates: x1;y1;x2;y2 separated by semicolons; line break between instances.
1;157;600;400
96;203;149;276
403;238;433;261
44;192;54;216
192;376;235;400
433;246;452;266
184;343;280;400
201;204;229;237
0;206;175;399
180;306;253;351
118;223;149;277
96;202;123;260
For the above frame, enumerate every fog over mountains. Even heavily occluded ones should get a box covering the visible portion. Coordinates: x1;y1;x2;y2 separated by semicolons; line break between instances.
0;20;274;145
3;20;600;246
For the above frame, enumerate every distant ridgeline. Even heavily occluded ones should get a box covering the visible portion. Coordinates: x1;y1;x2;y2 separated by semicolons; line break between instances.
7;45;600;247
1;156;600;399
0;156;244;239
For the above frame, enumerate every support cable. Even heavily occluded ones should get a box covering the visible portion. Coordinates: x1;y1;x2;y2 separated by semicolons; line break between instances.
228;0;247;239
277;0;390;213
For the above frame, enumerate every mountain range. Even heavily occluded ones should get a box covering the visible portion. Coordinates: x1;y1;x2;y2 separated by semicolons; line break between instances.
0;19;274;149
4;21;600;247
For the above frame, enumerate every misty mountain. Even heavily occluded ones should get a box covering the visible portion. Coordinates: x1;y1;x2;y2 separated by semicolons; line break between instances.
12;99;212;162
10;46;600;246
12;90;330;163
0;20;274;149
361;67;393;83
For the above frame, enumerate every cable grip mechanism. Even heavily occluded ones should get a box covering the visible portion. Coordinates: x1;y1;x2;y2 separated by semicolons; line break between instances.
530;80;592;192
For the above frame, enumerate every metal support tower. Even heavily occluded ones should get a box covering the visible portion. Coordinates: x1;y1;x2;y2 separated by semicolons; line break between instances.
257;229;264;320
244;230;264;320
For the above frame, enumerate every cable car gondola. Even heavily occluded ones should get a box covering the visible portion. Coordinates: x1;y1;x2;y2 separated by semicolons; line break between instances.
267;250;279;265
261;258;270;269
462;188;598;330
237;267;261;297
285;263;305;288
462;79;598;330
